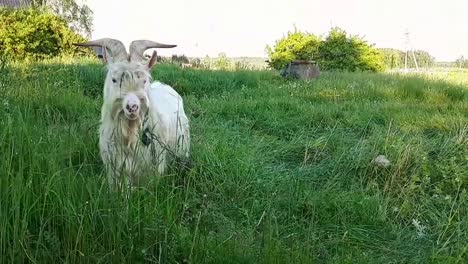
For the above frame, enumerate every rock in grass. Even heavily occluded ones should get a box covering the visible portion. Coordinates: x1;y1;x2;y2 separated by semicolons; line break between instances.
372;155;391;168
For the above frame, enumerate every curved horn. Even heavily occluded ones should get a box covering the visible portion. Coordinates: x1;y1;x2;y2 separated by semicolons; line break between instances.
129;40;176;62
74;38;128;62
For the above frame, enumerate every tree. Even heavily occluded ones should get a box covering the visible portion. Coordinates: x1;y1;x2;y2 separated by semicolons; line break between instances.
214;53;230;70
31;0;93;37
265;29;321;70
317;27;384;72
378;48;435;69
379;48;405;69
455;56;468;68
411;50;435;68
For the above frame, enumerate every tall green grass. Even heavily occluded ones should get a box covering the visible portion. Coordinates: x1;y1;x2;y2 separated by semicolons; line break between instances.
1;60;467;263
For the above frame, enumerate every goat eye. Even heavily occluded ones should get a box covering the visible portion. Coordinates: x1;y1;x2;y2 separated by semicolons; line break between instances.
144;80;147;84
112;78;117;83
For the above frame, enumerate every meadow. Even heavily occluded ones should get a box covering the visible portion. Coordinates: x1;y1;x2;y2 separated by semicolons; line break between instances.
0;59;467;263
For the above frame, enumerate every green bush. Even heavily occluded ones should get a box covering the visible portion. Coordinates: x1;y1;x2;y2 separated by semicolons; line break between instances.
317;27;385;72
213;52;231;70
267;27;385;72
266;29;321;70
0;8;86;62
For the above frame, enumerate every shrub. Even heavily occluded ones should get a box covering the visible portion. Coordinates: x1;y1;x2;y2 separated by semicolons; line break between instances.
266;29;321;70
317;27;385;72
0;8;86;62
213;53;231;70
267;27;386;72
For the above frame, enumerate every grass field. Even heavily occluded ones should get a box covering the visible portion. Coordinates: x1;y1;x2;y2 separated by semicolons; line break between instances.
1;59;467;263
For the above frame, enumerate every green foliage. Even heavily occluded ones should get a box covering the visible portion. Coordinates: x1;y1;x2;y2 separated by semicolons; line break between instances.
411;50;436;68
379;48;405;68
317;27;385;72
266;29;321;70
1;59;467;262
31;0;93;37
0;8;86;61
379;48;435;69
267;27;385;72
213;52;231;70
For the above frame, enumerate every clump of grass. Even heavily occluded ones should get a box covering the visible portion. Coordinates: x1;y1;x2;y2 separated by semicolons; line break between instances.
0;60;467;263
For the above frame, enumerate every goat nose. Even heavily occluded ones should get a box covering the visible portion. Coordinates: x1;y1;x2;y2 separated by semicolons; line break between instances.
126;103;139;113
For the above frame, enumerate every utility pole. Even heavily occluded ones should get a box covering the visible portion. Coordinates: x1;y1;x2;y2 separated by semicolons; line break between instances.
404;30;419;73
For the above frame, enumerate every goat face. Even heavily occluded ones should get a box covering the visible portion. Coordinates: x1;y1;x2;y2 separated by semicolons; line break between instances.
74;38;176;123
105;62;151;122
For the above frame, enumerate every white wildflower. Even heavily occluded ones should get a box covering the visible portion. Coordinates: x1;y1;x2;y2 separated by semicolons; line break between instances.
412;218;427;238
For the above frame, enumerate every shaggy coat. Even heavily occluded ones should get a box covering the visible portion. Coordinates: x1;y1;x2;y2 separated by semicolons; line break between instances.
98;62;190;188
75;38;188;189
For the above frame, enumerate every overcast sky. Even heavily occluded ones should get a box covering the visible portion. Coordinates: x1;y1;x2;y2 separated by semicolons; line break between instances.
86;0;467;61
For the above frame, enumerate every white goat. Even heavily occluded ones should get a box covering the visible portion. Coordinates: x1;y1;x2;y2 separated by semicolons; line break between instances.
75;38;190;189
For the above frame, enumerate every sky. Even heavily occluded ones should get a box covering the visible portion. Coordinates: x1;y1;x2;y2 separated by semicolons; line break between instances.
86;0;468;61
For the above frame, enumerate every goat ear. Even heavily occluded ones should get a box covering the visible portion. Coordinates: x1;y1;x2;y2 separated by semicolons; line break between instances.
100;47;109;64
147;50;158;69
93;46;110;64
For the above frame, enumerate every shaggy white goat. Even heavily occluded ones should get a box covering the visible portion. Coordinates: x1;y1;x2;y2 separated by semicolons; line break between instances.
75;38;190;189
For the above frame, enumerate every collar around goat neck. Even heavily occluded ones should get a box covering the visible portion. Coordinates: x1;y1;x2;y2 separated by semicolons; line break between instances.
140;110;152;146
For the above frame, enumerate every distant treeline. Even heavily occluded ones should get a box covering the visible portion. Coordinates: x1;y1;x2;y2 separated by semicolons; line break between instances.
453;56;468;68
157;53;268;71
378;48;435;69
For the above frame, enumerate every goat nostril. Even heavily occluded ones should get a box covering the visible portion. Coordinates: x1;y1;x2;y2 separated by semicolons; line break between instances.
126;104;139;112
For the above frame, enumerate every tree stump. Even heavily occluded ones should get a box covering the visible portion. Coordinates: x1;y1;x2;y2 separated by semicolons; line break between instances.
280;60;320;80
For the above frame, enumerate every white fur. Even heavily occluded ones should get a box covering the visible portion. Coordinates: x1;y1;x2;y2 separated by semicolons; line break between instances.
98;62;190;189
148;81;190;159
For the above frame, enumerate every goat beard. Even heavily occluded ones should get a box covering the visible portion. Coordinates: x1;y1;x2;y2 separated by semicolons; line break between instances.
110;99;148;151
